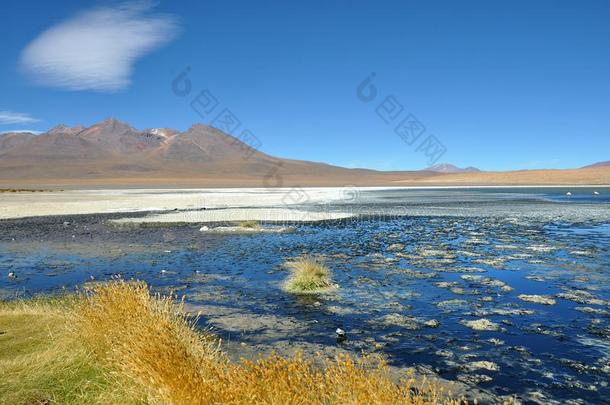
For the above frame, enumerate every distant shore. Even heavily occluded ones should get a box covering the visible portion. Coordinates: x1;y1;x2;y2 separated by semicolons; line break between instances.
0;165;609;190
1;185;609;220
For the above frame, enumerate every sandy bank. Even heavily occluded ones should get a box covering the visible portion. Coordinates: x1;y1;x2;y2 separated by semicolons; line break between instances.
0;188;351;220
110;208;354;225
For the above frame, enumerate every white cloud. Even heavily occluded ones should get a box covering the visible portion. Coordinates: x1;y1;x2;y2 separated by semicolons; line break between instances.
0;110;40;125
0;130;43;135
20;2;179;92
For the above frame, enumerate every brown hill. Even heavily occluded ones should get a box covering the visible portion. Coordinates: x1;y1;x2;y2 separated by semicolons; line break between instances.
582;161;610;169
0;119;608;188
424;163;481;173
0;132;37;152
0;119;429;187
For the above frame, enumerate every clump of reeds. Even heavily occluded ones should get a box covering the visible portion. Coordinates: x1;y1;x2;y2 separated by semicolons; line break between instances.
1;281;465;404
282;256;336;294
238;220;259;229
74;281;219;404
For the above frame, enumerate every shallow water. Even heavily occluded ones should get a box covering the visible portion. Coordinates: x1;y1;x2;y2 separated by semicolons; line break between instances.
1;187;609;403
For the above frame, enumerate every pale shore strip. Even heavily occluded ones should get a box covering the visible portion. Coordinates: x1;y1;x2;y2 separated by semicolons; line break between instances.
0;188;352;220
110;208;354;225
1;186;608;220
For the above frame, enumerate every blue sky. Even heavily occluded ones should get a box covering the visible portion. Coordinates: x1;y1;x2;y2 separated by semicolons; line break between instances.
1;0;609;171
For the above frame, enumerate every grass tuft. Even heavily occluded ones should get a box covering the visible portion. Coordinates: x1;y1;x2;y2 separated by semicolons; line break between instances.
283;256;336;294
1;281;464;404
238;220;259;229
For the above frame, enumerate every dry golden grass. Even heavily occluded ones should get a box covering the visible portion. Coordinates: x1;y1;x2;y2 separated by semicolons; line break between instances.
1;281;466;404
0;295;138;404
238;220;259;229
283;256;336;294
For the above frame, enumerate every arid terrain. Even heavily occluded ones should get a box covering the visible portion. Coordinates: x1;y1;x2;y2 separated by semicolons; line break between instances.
1;119;608;188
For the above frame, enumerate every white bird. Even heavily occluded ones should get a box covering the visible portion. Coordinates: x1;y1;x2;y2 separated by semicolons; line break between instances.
335;328;346;339
566;192;572;196
594;191;600;195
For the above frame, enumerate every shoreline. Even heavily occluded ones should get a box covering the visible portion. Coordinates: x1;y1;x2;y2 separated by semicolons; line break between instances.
1;185;609;220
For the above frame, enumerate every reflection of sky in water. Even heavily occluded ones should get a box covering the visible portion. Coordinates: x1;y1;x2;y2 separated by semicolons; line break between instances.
1;188;610;403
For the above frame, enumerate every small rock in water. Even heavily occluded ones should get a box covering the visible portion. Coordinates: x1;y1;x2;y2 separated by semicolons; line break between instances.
335;328;346;340
518;294;556;305
424;319;440;328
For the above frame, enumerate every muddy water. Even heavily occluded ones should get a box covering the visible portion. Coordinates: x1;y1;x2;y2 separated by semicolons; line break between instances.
1;187;609;403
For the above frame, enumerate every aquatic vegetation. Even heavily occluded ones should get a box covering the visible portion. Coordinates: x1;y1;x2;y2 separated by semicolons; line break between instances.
0;281;463;404
437;299;469;310
556;290;608;306
386;243;405;252
465;361;499;372
575;306;609;315
398;268;438;279
282;256;336;294
460;318;500;331
375;313;422;330
238;220;259;229
473;307;534;317
457;374;493;384
517;294;556;305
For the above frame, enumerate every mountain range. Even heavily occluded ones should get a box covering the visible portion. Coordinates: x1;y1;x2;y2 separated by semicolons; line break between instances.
0;119;608;187
424;163;481;173
582;161;610;169
0;119;422;186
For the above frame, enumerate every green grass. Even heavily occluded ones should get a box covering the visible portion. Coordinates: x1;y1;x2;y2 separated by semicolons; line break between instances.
283;256;336;294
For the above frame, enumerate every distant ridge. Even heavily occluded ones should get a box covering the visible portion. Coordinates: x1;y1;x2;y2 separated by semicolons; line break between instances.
0;119;608;187
0;118;429;185
0;132;38;151
424;163;481;173
582;161;610;169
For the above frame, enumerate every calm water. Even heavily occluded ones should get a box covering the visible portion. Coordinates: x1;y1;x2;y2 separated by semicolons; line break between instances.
1;187;609;403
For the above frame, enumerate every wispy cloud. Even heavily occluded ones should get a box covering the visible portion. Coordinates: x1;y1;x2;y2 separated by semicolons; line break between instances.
0;130;43;135
19;1;179;92
0;110;40;125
